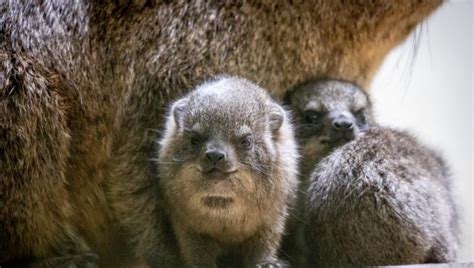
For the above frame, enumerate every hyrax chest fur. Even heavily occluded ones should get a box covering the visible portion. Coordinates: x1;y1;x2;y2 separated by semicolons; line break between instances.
286;79;458;266
157;76;299;267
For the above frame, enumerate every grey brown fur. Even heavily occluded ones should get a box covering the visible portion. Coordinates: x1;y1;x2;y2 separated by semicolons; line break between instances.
0;1;442;266
287;79;458;266
157;76;298;267
286;79;375;177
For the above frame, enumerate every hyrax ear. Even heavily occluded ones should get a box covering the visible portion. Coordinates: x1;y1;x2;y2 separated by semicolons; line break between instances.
269;103;286;134
170;98;188;129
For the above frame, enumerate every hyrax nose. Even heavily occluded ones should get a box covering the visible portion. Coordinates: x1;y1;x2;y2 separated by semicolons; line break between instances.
205;150;226;165
332;120;353;132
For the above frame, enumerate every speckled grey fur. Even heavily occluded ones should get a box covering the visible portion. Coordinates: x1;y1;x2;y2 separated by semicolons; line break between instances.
287;79;459;266
157;76;299;267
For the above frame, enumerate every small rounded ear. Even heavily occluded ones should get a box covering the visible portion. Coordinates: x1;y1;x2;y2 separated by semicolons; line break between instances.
171;98;188;129
269;103;286;134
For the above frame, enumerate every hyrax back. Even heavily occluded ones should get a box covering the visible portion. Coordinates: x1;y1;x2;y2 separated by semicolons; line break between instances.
287;79;458;266
157;76;299;267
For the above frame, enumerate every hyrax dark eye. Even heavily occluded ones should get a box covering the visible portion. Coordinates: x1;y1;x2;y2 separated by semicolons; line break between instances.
190;133;203;146
303;111;323;124
355;109;366;124
239;135;253;150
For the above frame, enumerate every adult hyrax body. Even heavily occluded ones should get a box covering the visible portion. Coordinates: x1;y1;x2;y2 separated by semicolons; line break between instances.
157;76;299;267
287;79;458;266
0;2;442;266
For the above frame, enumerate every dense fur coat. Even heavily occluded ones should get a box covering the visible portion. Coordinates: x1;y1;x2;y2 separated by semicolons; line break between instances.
280;79;376;266
306;128;459;266
285;79;458;266
0;1;441;266
157;76;298;267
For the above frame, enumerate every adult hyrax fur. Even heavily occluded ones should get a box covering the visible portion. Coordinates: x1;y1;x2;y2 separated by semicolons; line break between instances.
157;76;299;267
0;2;442;266
287;79;458;266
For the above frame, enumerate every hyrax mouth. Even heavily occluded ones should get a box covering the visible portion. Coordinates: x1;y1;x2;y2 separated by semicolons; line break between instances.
201;196;234;208
200;168;238;180
200;167;238;175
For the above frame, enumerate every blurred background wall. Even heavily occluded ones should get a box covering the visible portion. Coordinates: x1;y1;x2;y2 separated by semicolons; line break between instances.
370;0;473;262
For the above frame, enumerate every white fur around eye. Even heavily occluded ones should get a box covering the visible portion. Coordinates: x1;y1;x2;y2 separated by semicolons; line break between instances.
304;101;321;112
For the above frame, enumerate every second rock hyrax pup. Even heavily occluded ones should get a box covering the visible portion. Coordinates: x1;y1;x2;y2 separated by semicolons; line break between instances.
286;79;458;266
157;76;299;267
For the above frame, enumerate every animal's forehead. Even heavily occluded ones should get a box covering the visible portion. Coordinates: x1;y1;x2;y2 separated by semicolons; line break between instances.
188;77;269;110
189;89;266;117
291;81;368;111
183;91;268;135
183;107;266;138
187;118;257;136
179;76;275;136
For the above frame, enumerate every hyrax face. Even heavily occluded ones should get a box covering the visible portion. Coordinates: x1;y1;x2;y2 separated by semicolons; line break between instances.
286;79;374;173
158;76;297;239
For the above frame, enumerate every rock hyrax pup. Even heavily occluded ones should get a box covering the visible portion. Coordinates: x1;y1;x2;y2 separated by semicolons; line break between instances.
287;79;458;266
157;76;299;267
